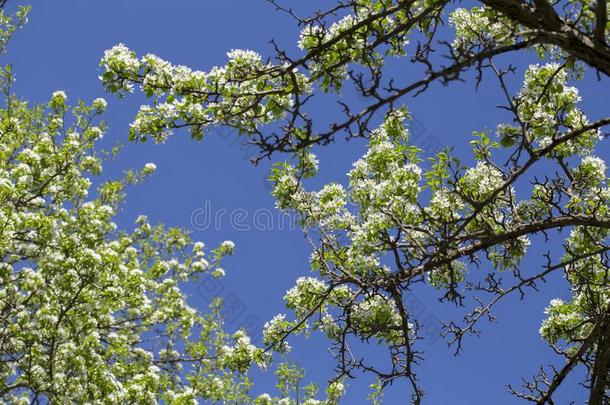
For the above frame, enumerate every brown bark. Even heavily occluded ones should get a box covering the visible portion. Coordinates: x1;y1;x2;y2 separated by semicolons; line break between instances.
589;312;610;404
481;0;610;75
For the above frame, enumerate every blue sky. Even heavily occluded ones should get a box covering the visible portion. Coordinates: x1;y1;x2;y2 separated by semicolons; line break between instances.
7;1;609;403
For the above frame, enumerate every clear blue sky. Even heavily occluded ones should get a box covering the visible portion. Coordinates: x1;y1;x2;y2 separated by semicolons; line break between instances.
7;1;609;403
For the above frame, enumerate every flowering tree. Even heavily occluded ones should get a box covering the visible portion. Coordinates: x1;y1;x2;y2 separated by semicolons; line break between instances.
0;5;349;405
99;0;610;403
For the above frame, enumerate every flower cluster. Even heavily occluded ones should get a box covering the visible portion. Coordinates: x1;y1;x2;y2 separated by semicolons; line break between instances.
0;86;266;403
459;161;504;202
100;44;309;142
539;225;610;349
450;7;515;50
298;2;409;91
498;64;601;156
